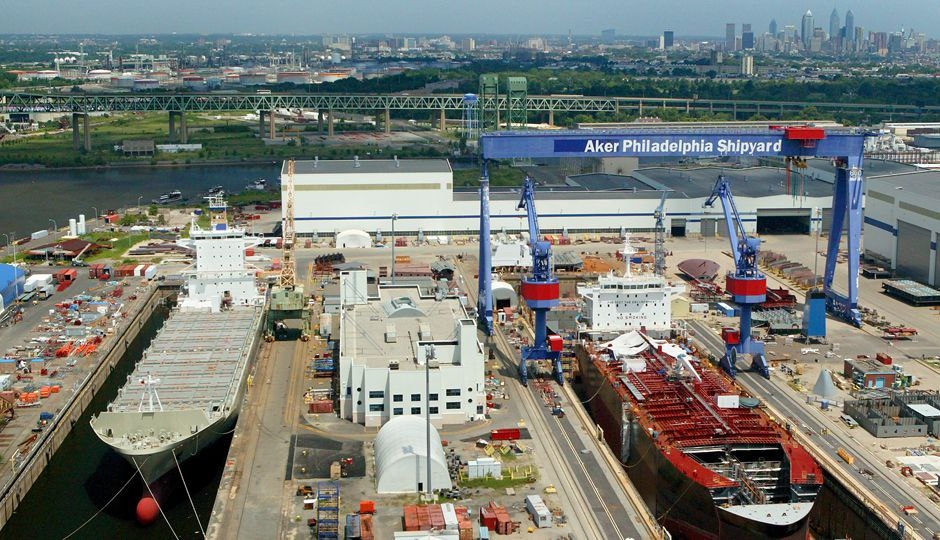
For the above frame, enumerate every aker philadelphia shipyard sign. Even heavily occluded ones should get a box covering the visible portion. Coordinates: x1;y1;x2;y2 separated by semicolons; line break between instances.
554;137;784;156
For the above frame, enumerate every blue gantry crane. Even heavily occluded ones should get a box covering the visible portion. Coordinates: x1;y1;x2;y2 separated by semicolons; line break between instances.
704;175;771;379
517;176;563;386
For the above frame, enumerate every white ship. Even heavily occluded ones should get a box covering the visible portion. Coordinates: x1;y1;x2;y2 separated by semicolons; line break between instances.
577;236;685;332
90;195;266;524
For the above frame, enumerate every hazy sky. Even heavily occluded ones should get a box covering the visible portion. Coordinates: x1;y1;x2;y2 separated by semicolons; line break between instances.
1;1;937;37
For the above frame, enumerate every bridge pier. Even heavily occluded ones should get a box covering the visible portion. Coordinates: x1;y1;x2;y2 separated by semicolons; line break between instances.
258;111;266;137
268;109;276;139
71;113;90;152
638;100;644;117
327;108;334;137
548;110;554;127
318;109;324;133
168;111;187;144
384;108;391;134
439;108;446;132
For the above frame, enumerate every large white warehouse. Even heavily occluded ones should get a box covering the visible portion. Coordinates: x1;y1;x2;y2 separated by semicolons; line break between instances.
863;160;940;286
284;158;840;239
374;416;452;494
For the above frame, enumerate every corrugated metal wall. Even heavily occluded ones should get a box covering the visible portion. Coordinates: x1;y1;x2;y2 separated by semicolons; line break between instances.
896;220;931;283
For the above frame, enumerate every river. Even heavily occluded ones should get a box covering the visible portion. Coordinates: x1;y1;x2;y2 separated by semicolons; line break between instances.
0;163;281;237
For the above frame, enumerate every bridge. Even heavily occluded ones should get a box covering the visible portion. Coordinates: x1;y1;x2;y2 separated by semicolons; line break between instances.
1;91;935;151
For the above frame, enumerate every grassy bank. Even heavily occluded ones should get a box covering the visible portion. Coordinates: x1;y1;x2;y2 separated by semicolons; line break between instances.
0;112;454;168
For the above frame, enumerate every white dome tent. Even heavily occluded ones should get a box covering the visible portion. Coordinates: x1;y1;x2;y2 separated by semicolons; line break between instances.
374;416;452;494
335;229;372;249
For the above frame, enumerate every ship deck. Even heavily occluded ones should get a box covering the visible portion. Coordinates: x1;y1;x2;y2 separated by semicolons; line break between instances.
588;335;822;490
109;308;262;412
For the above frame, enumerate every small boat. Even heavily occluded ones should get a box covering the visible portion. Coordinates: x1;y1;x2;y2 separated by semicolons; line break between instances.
152;190;183;205
206;185;224;196
245;179;267;191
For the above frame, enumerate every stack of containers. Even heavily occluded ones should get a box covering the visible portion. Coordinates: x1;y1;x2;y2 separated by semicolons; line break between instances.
313;356;334;378
345;515;360;540
454;506;473;540
359;514;373;540
403;505;419;531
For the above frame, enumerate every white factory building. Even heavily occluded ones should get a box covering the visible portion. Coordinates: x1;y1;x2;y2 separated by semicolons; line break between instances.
337;270;486;428
863;161;940;287
284;158;841;240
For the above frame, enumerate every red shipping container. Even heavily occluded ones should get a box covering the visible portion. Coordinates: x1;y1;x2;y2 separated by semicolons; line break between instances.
479;507;497;531
490;428;520;441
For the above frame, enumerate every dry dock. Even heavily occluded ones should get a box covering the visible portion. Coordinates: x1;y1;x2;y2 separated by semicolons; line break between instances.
0;277;175;529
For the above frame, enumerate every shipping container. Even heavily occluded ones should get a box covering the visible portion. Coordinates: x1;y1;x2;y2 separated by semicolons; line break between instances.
490;428;520;441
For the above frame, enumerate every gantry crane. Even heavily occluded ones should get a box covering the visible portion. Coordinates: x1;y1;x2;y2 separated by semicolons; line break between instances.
517;176;563;386
653;190;668;277
703;175;770;379
265;158;310;341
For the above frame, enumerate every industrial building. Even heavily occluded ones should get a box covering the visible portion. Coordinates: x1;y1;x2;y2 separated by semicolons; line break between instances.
337;270;486;428
844;391;940;438
843;357;897;389
0;264;26;311
863;160;940;286
374;416;452;493
284;158;838;240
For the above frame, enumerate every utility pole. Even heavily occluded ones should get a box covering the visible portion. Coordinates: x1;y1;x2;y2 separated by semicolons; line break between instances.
424;344;435;500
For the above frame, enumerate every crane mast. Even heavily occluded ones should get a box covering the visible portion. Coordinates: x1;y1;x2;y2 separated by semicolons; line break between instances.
653;190;668;277
517;176;563;386
703;175;770;379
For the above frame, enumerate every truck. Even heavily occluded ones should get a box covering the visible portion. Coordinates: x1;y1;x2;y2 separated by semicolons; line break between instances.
23;274;54;293
37;284;54;300
837;447;855;465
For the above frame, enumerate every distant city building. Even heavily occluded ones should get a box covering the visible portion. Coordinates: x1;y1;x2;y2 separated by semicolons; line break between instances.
769;18;778;36
725;23;736;51
460;37;475;52
844;9;855;51
601;28;616;40
741;54;755;76
829;8;841;43
710;50;723;65
663;31;674;49
801;10;814;48
742;31;754;50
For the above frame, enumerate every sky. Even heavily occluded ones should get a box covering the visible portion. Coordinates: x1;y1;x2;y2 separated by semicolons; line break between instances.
1;1;938;38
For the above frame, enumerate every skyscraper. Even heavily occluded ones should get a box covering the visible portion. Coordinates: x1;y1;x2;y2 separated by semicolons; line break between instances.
769;19;778;36
801;10;814;47
844;9;855;50
663;31;674;48
726;23;736;51
829;8;840;42
742;24;754;50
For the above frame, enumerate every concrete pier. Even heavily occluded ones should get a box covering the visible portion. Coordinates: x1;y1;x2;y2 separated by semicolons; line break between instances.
169;111;188;144
71;113;90;151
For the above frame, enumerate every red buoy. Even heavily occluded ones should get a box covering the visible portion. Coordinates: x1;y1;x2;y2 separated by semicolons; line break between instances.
136;496;160;526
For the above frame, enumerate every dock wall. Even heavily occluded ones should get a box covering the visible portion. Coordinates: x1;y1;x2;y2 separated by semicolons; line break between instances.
0;284;175;528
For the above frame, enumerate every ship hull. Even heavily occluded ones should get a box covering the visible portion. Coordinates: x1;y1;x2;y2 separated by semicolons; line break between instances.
577;346;813;540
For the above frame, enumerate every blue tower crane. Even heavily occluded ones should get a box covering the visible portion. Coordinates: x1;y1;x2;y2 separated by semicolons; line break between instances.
477;162;493;335
517;176;563;386
703;175;771;379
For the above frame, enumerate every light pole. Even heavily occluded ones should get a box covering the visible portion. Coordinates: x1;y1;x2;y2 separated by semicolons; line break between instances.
137;196;143;213
424;344;435;500
49;219;57;239
91;206;98;224
1;233;14;263
390;212;399;284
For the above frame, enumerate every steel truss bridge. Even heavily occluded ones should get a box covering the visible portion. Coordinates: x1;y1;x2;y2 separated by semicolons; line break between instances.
1;92;936;120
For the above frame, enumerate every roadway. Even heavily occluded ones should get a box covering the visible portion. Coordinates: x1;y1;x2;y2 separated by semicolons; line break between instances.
453;257;654;540
687;319;940;539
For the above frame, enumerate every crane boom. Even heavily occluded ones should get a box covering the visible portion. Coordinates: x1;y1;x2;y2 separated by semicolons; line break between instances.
653;190;668;277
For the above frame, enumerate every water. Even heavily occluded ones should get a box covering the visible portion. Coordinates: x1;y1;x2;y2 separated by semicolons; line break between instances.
0;163;280;237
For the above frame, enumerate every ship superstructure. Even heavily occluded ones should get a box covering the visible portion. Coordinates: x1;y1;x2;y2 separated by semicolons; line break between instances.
577;331;822;539
577;237;685;332
90;195;265;523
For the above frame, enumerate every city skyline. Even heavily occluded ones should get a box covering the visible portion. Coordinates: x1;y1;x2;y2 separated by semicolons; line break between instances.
1;1;939;38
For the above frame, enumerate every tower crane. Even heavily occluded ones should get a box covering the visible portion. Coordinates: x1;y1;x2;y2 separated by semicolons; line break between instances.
653;190;668;277
517;176;563;386
703;175;770;379
265;158;310;341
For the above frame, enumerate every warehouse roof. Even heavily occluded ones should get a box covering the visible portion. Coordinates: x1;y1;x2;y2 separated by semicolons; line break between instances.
289;158;452;175
374;416;452;493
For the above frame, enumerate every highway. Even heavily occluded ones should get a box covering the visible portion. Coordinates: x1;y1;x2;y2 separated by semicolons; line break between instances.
687;319;940;539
